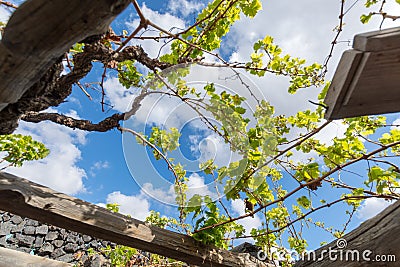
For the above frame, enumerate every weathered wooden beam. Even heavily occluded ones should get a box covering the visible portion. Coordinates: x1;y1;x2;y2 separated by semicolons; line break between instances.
294;200;399;266
323;49;363;120
0;0;130;111
0;247;72;267
353;27;400;52
324;26;400;119
0;172;270;267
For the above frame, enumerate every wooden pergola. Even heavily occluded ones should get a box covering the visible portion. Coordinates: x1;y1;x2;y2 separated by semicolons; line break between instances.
324;27;400;119
1;0;400;266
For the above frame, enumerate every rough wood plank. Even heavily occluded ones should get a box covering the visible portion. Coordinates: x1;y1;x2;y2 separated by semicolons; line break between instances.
343;48;400;106
294;200;400;266
0;247;72;267
325;46;400;119
353;26;400;52
324;26;400;119
323;49;363;119
0;172;270;267
339;47;400;117
0;0;130;111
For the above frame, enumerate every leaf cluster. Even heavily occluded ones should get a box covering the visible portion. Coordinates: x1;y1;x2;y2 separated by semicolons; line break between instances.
0;134;49;169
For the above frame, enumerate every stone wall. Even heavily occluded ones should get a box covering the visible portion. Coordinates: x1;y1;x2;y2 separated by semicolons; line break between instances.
0;210;115;266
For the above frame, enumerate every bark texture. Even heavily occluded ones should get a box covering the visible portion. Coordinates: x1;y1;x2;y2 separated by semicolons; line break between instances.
0;0;130;133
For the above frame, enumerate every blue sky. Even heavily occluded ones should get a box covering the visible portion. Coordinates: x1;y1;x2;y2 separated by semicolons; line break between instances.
1;0;400;251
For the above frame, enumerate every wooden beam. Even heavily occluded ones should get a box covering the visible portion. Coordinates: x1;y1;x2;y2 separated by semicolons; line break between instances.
323;50;363;120
324;26;400;119
353;27;400;52
0;172;270;267
0;247;72;267
294;200;400;266
0;0;130;111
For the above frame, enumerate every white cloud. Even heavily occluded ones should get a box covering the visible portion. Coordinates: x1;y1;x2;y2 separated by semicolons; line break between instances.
141;182;176;204
231;199;262;239
391;117;400;130
186;173;217;200
168;0;204;17
104;191;151;220
0;5;12;40
93;160;110;169
316;120;347;145
356;198;393;221
6;113;87;195
98;0;400;228
225;0;400;117
126;4;186;58
0;5;11;23
100;173;216;221
104;76;139;113
229;52;245;63
197;133;241;167
90;160;110;176
139;173;217;205
132;93;194;128
189;134;202;154
106;76;195;128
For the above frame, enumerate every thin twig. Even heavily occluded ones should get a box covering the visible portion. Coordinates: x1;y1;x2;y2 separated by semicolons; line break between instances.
115;0;148;53
0;0;17;9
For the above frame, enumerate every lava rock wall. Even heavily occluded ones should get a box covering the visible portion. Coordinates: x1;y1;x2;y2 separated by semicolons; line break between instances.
0;211;115;266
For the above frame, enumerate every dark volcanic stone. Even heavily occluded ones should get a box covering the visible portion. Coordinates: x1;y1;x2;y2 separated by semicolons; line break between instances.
64;242;79;253
0;222;12;235
77;236;84;245
0;236;7;246
53;239;64;248
25;219;39;227
39;242;54;254
34;236;44;248
83;254;111;267
11;221;26;233
89;240;99;248
66;233;79;243
16;233;35;246
7;236;18;244
36;225;49;235
51;248;66;258
2;213;10;222
10;215;23;224
23;226;36;235
82;235;92;242
45;231;58;241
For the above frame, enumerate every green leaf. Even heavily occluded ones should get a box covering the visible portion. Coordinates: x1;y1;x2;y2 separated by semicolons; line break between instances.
360;13;373;24
296;196;311;209
117;60;142;88
235;107;246;114
187;194;202;208
70;43;84;54
0;134;50;168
